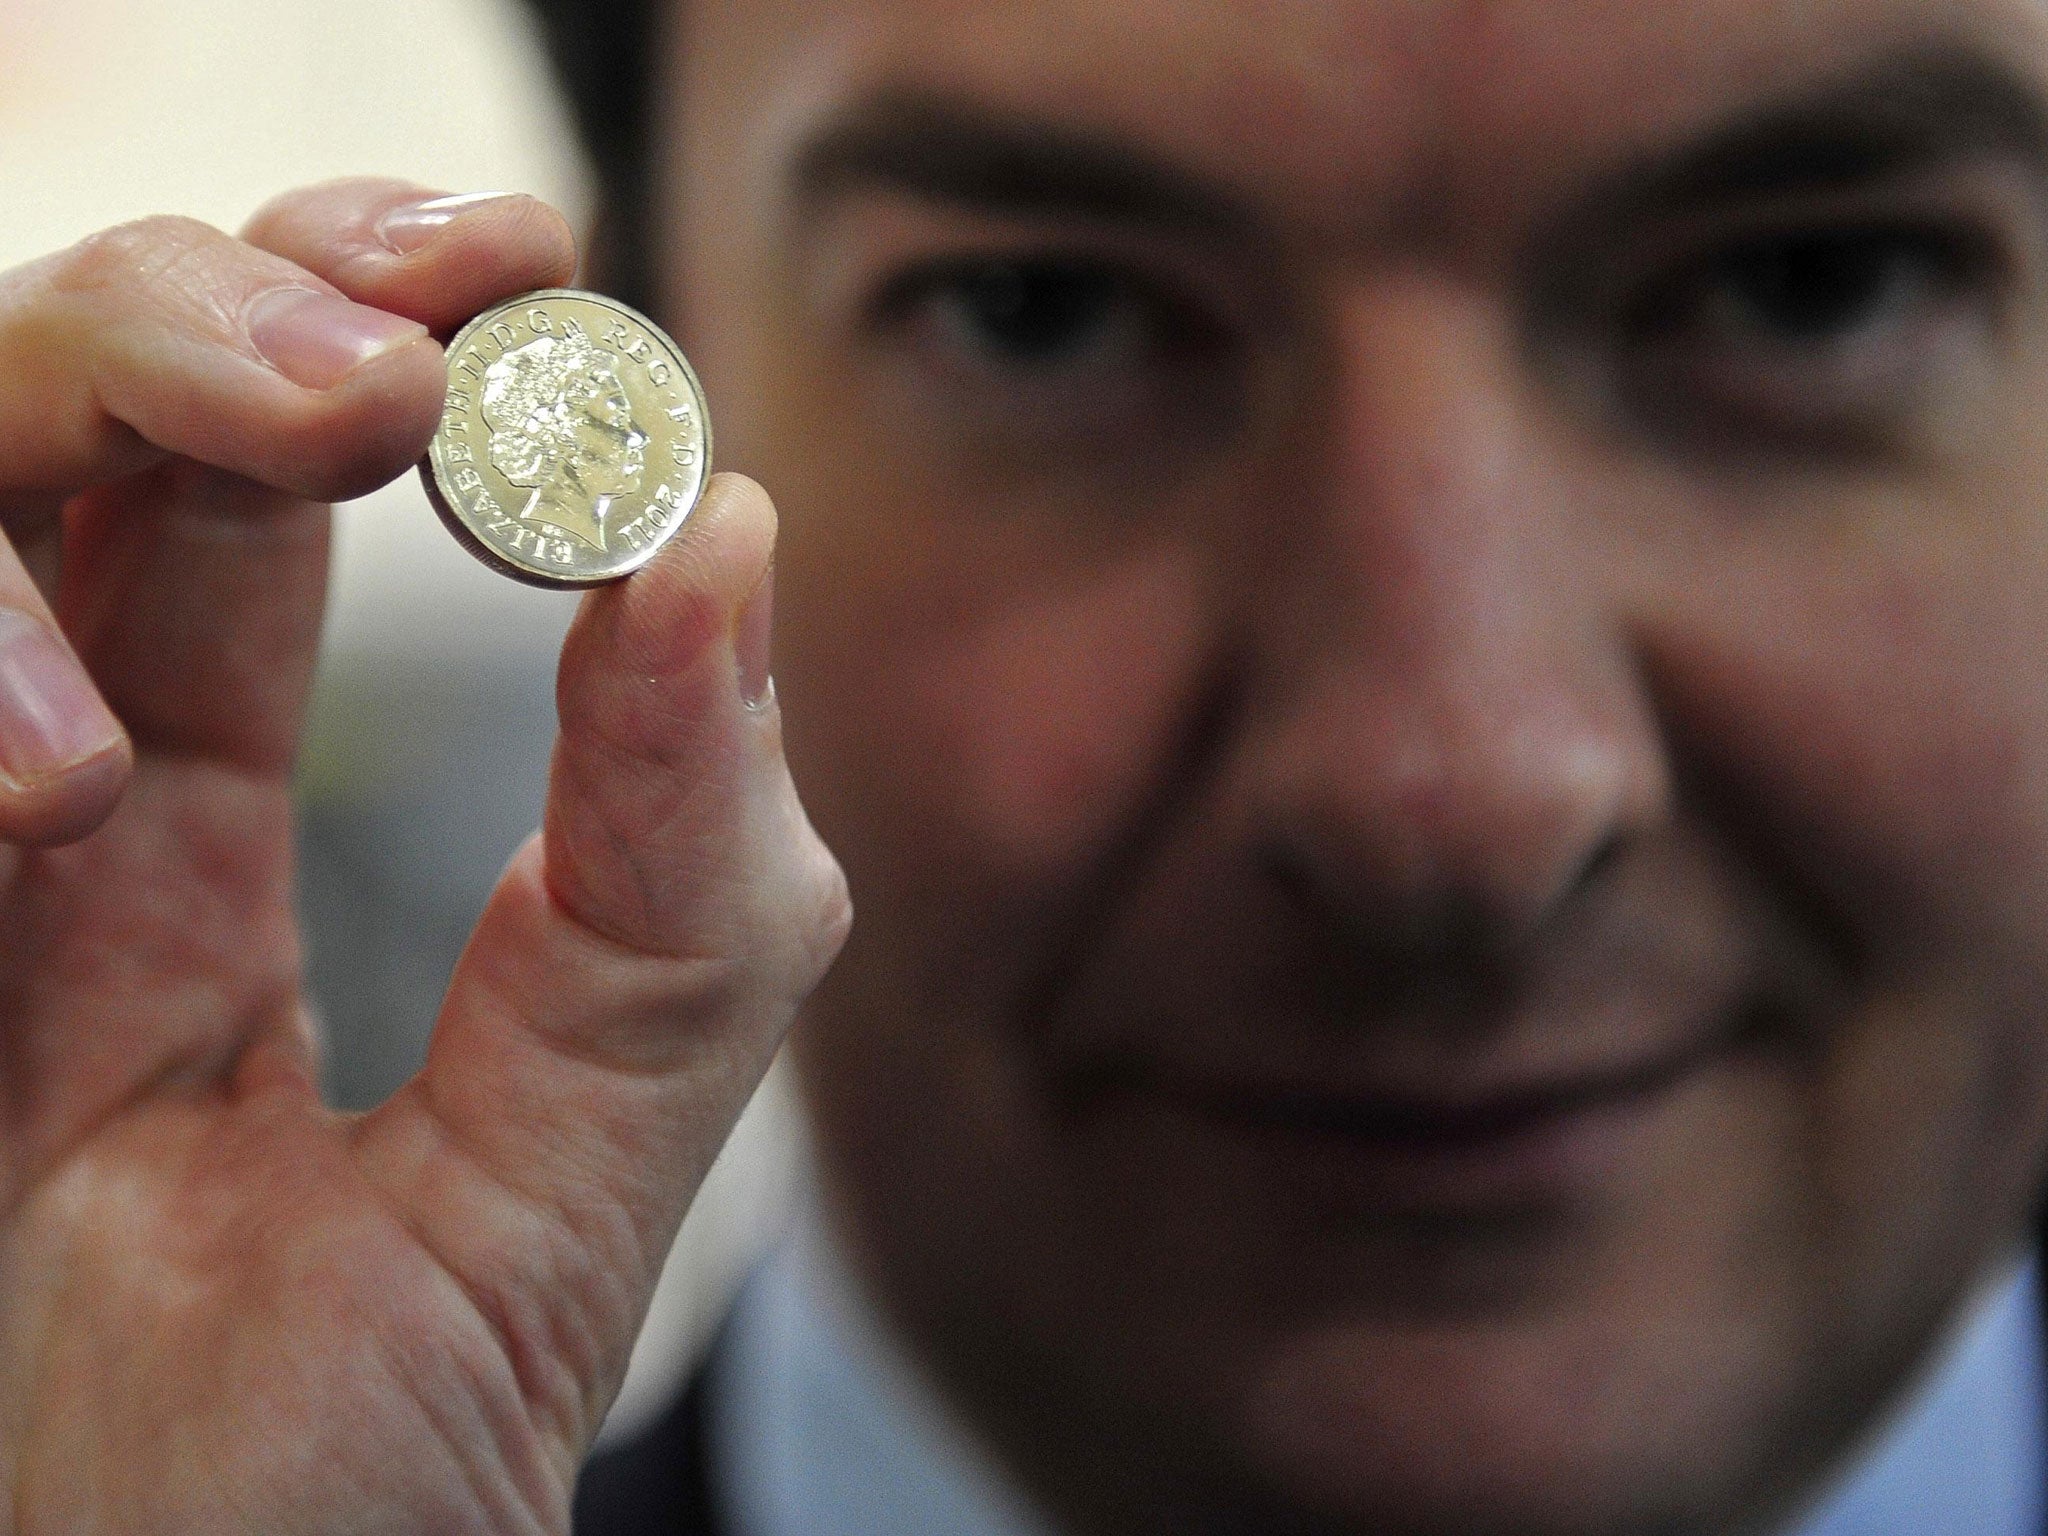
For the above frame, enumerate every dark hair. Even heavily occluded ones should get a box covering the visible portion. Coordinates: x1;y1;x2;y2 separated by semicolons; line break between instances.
517;0;662;310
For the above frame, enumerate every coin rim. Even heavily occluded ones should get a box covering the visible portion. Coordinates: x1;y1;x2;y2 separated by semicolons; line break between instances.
419;288;714;591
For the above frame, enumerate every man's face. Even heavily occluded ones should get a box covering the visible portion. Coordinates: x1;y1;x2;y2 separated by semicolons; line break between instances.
657;2;2048;1531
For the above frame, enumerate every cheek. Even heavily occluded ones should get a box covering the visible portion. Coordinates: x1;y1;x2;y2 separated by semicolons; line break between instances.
788;537;1214;900
777;526;1222;1220
1644;510;2048;957
1638;502;2048;1277
915;560;1211;873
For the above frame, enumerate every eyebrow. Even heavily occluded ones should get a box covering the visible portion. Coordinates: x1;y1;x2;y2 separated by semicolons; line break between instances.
791;91;1253;237
1607;45;2048;220
790;46;2048;241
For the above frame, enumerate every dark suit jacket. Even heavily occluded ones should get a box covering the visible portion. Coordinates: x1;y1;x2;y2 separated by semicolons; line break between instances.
572;1247;2048;1536
573;1339;727;1536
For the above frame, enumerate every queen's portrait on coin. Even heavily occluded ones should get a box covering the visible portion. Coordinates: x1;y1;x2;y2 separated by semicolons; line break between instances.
481;328;650;553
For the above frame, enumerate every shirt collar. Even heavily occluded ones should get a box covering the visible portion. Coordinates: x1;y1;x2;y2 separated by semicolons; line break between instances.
1788;1254;2043;1536
708;1202;1054;1536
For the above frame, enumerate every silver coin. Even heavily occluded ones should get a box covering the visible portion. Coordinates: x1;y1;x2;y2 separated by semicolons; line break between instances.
421;289;712;588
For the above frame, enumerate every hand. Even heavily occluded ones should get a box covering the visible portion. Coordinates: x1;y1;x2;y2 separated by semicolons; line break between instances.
0;179;848;1533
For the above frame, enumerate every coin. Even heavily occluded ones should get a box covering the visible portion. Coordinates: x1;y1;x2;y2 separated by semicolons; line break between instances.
420;290;712;588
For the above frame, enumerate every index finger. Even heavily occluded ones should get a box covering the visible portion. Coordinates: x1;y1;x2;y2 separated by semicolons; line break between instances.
0;206;476;841
0;215;443;505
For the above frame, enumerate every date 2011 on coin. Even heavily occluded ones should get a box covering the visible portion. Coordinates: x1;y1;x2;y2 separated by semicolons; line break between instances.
421;289;712;588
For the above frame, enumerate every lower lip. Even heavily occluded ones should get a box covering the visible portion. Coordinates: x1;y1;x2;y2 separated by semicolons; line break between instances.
1138;1069;1708;1213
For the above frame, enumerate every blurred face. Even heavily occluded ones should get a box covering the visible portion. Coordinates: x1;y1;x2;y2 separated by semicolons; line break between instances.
657;2;2048;1532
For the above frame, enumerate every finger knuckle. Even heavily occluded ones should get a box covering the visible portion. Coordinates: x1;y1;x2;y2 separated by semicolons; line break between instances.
236;192;300;251
55;215;224;298
796;845;854;984
242;176;419;247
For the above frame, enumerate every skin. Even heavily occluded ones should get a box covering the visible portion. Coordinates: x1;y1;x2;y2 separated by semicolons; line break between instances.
7;0;2048;1530
0;181;847;1532
653;1;2048;1532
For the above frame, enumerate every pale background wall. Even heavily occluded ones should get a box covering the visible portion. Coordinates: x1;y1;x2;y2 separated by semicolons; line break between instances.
0;0;795;1442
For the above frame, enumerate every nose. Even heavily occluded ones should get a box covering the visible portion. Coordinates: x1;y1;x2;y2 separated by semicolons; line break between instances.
1244;274;1669;958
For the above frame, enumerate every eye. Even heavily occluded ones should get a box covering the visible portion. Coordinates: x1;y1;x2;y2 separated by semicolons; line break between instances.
1640;224;1988;346
865;253;1242;450
930;260;1132;363
1617;220;2007;446
875;255;1187;372
876;253;1240;382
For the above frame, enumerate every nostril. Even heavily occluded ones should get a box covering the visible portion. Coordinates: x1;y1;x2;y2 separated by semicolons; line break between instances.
1259;826;1523;1019
1257;773;1645;983
1575;830;1629;893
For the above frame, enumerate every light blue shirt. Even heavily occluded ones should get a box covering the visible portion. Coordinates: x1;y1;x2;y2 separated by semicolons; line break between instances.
709;1212;2043;1536
709;1212;1053;1536
1789;1257;2042;1536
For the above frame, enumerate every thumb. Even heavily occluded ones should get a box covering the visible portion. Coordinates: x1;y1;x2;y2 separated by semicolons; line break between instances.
356;473;849;1451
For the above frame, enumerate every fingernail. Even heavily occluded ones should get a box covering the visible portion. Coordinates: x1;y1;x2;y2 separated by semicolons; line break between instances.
375;191;522;255
0;610;123;786
735;565;775;710
247;289;427;391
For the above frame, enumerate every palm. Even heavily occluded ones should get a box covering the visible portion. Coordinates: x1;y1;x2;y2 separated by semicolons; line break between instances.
0;744;543;1530
0;185;845;1533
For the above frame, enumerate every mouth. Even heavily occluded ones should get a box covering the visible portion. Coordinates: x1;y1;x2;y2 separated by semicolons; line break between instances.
1069;1021;1759;1214
1173;1031;1725;1147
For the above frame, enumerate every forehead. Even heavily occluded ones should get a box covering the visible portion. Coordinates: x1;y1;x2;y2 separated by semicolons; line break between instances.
686;0;2048;239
